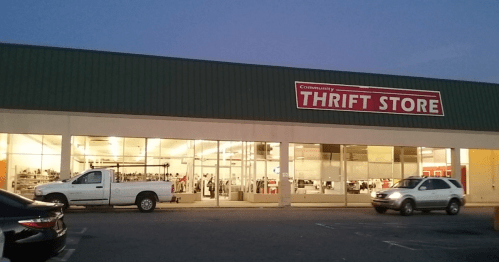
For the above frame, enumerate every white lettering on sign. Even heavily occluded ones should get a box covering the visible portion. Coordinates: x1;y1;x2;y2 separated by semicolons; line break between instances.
295;81;444;116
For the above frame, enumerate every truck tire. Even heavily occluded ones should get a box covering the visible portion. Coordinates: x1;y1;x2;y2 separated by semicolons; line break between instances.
137;195;156;213
399;199;414;216
45;194;69;210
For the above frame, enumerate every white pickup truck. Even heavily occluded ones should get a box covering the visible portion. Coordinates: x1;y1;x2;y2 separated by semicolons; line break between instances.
33;168;176;212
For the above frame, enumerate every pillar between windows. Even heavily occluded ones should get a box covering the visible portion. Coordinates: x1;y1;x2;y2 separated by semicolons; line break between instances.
60;133;71;180
451;148;461;180
279;141;291;207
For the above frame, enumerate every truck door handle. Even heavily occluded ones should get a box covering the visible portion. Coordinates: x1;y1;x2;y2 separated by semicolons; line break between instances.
96;186;103;188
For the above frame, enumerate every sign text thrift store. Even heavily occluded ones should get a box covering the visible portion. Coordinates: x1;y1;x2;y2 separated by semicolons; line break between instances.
295;81;444;116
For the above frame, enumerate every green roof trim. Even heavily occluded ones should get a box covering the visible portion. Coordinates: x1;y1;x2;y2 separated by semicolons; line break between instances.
1;43;498;132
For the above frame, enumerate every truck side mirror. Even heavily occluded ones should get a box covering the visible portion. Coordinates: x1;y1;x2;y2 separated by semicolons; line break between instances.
419;186;427;190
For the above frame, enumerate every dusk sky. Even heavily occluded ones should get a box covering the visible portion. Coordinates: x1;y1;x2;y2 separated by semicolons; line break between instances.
1;1;498;84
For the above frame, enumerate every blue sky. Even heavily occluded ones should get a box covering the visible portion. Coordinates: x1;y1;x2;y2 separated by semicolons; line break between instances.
1;0;498;84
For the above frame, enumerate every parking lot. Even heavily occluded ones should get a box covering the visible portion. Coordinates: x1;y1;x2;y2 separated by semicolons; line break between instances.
49;207;499;262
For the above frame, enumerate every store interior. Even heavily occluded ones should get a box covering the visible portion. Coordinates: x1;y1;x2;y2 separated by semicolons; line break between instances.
0;133;471;202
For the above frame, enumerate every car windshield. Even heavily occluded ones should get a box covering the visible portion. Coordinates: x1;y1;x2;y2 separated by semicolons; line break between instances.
0;189;34;205
392;179;421;189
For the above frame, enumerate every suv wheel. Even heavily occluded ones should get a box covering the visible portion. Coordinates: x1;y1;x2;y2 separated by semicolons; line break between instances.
399;200;414;216
446;199;460;215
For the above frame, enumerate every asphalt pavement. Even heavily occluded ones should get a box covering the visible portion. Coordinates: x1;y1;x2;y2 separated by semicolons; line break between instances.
48;207;499;262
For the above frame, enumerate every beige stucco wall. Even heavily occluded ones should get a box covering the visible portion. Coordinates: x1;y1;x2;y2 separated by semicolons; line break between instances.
2;109;499;149
468;149;499;202
2;109;499;204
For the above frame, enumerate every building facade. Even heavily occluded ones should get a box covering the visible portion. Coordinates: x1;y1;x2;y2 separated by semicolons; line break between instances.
1;43;498;206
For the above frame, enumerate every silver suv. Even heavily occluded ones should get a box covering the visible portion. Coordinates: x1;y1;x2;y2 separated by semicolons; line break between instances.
372;177;465;216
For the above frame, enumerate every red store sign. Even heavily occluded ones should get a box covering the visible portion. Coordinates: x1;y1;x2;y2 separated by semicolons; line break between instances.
295;81;444;116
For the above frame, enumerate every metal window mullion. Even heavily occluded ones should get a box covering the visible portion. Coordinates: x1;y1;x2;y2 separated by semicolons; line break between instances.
216;140;220;207
342;145;347;207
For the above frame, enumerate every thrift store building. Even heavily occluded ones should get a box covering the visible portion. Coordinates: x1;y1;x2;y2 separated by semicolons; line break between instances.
1;43;499;206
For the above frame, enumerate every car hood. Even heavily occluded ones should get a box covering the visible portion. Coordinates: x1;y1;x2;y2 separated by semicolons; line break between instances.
36;181;65;189
27;200;64;211
377;188;413;195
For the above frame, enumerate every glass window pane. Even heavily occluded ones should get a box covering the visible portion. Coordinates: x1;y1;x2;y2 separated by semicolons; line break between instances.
12;154;42;195
0;134;6;190
122;157;146;181
87;136;124;156
162;139;194;158
368;163;393;179
11;134;43;154
422;148;449;177
42;155;60;180
345;145;368;195
195;140;217;160
72;136;86;156
0;133;7;155
43;135;62;155
460;149;469;164
146;138;161;157
124;138;145;156
368;146;392;162
294;143;321;194
71;155;87;177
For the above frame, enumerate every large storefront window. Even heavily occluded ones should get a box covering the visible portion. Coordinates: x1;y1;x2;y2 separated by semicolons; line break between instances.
0;133;61;197
71;137;279;201
294;143;322;194
71;136;194;193
367;146;400;195
345;145;369;202
421;148;448;177
0;134;7;191
291;143;343;196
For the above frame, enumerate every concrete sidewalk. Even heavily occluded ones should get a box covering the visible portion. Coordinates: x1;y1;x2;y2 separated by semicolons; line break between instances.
67;201;498;211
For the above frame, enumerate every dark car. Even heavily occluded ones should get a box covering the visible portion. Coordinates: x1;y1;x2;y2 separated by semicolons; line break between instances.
0;189;67;262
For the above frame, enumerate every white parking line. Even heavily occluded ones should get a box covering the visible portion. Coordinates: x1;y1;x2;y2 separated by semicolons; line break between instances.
66;236;82;245
316;223;335;229
384;241;417;251
69;227;87;234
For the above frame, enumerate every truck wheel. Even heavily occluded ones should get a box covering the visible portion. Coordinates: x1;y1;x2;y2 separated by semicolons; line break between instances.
138;195;156;213
45;195;69;210
399;200;414;216
375;207;387;214
446;199;460;215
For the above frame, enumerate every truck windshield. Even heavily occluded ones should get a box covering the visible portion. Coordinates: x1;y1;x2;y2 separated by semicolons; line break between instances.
392;179;421;189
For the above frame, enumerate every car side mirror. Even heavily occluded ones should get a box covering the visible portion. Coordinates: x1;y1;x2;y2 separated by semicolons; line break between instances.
72;180;79;184
419;186;427;191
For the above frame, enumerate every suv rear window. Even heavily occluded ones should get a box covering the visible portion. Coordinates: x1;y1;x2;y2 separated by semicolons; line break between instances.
448;179;463;188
